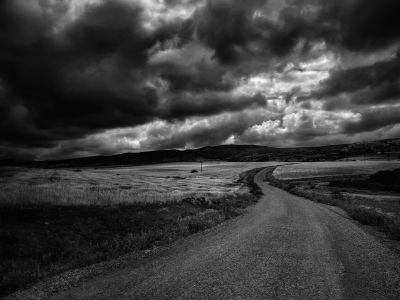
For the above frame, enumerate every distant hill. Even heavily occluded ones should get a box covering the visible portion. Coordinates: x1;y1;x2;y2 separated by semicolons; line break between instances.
1;138;400;168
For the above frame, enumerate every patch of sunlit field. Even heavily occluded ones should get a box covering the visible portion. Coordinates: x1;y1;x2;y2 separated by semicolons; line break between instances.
273;161;400;180
0;162;279;206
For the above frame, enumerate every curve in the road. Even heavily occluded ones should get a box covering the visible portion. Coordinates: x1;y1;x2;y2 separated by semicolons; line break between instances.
38;168;400;299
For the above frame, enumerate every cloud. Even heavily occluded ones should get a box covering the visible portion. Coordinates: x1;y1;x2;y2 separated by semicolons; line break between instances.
322;0;400;51
342;106;400;134
161;92;267;120
193;0;270;64
269;0;400;53
0;0;160;145
240;106;360;146
148;42;235;92
1;0;400;159
314;54;400;102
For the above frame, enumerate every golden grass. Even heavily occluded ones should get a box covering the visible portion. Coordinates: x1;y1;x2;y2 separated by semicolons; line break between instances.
0;167;264;297
273;161;400;180
0;162;277;206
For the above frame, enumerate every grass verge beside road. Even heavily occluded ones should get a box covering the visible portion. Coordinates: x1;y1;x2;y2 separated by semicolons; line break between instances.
264;166;400;241
0;167;264;297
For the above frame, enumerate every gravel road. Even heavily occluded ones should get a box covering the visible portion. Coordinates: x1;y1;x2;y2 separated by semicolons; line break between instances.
47;168;400;299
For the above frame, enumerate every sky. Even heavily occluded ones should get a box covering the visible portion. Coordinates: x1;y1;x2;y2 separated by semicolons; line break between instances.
1;0;400;160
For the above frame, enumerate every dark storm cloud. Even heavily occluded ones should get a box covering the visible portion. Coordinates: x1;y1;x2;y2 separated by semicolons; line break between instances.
0;0;270;153
342;107;400;134
194;0;268;64
33;108;277;160
142;110;272;149
195;0;400;64
162;92;267;120
151;62;234;93
314;54;400;107
188;0;400;67
191;0;315;64
1;0;400;159
319;0;400;52
272;0;400;53
0;0;161;147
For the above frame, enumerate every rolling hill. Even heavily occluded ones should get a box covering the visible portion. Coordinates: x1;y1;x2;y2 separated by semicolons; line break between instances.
1;138;400;168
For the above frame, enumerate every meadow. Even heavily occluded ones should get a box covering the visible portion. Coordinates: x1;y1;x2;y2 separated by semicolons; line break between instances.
272;161;400;180
0;162;273;297
3;160;400;296
0;162;278;206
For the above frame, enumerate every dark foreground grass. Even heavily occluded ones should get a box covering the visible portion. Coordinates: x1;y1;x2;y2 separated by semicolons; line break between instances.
0;168;263;297
329;168;400;193
265;167;400;241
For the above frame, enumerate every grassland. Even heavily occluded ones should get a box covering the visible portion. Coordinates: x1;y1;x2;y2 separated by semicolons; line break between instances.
273;161;400;180
0;162;275;206
0;163;269;297
266;161;400;241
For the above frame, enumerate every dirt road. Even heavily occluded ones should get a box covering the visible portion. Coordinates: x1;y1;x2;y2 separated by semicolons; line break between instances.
50;168;400;299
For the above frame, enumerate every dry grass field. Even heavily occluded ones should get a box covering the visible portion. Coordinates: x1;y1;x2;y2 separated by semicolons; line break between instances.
2;160;399;296
273;161;400;180
0;162;278;206
0;163;274;297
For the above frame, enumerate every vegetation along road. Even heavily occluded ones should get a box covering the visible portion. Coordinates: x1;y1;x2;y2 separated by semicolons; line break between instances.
24;169;400;299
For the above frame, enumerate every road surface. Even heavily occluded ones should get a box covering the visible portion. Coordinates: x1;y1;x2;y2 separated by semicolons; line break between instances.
51;168;400;299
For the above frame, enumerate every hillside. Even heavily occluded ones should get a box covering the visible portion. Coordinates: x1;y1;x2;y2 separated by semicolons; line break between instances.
1;138;400;168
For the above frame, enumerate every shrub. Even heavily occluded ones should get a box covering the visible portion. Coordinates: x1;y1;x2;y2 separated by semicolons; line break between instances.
370;168;400;185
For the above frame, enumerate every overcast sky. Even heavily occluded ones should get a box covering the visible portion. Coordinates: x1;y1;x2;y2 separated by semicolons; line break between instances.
1;0;400;160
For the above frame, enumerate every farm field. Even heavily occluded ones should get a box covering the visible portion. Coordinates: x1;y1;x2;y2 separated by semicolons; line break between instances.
1;162;273;296
273;161;400;180
267;161;400;241
0;162;279;206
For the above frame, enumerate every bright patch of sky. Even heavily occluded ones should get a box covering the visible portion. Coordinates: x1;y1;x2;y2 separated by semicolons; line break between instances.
233;51;337;100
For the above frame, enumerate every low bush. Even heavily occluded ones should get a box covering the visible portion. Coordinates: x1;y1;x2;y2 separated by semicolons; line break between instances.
371;168;400;185
348;205;400;240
